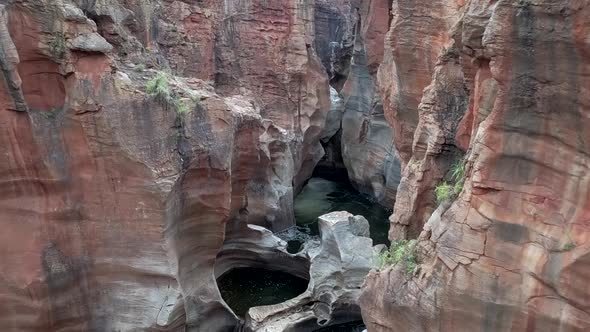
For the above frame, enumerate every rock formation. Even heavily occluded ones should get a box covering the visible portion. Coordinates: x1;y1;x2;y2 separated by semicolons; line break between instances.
3;0;589;331
0;0;330;330
339;0;400;206
316;0;402;205
215;224;310;282
246;211;378;331
361;0;590;331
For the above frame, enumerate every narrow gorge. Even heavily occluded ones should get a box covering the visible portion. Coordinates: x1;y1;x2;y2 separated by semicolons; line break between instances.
0;0;588;331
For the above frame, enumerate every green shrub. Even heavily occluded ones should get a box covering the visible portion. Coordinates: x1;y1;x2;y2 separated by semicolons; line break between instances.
176;100;192;114
378;239;418;275
453;178;464;195
434;161;466;204
146;72;172;104
435;182;454;204
40;108;61;119
450;162;465;182
562;242;576;251
146;72;197;114
135;64;146;72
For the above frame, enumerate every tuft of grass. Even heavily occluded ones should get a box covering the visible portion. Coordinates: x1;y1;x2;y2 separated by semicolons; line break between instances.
39;107;62;120
435;182;454;204
146;72;198;114
176;100;192;114
378;239;418;275
562;242;576;251
135;64;146;72
434;160;466;205
450;162;465;182
453;178;464;195
146;72;172;103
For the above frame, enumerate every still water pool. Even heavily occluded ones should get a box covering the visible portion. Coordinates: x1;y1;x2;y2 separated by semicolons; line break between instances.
217;267;308;318
289;177;391;251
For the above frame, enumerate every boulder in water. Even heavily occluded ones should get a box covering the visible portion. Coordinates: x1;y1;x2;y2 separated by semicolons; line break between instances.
245;211;379;331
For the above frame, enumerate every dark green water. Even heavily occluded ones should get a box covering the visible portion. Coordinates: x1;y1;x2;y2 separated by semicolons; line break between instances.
288;177;391;252
217;267;308;317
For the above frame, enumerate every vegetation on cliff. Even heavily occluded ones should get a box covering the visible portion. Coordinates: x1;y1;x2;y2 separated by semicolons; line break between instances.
434;161;465;204
378;239;418;275
146;72;194;114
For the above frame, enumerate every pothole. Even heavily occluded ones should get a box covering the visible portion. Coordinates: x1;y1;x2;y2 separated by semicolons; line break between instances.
216;267;308;318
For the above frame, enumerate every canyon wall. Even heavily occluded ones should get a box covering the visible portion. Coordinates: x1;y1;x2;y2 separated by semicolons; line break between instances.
0;0;330;330
4;0;588;331
316;0;401;205
362;0;590;331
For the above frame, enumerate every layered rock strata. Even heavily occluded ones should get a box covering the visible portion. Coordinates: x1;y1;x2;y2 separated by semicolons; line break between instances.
0;0;330;331
362;0;590;331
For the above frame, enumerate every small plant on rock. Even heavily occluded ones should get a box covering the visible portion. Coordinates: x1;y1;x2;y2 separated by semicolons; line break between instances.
135;63;146;72
146;72;172;103
378;239;418;275
176;100;192;114
562;242;576;251
435;181;454;204
450;162;465;183
146;72;197;114
434;160;466;204
50;32;67;59
451;161;465;195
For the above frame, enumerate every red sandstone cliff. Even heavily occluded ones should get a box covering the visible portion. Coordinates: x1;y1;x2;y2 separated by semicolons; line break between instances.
3;0;590;331
0;0;329;330
361;0;590;331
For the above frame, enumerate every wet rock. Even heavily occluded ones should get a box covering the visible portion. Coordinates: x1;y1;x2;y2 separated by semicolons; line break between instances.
215;225;310;281
339;17;401;206
321;87;346;142
317;0;401;205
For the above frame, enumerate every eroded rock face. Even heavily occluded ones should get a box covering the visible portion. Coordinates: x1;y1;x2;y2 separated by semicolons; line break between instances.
340;0;400;206
246;211;377;331
362;0;590;331
215;224;310;281
0;0;330;331
317;0;401;205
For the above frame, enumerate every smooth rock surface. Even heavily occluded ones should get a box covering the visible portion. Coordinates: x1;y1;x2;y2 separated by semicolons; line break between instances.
317;0;402;205
69;33;113;53
246;211;378;331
